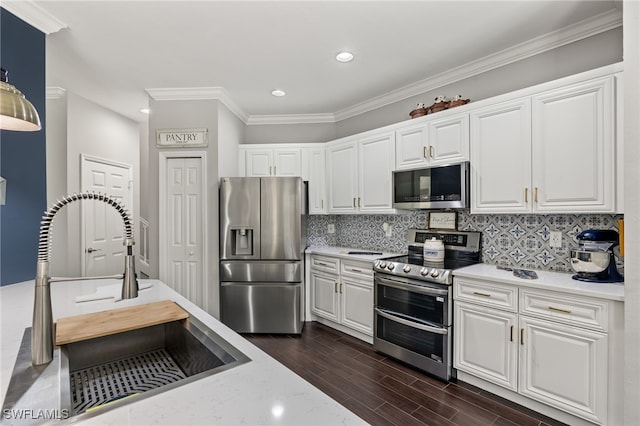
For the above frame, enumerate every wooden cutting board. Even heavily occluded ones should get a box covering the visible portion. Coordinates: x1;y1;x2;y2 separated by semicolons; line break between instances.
55;300;189;345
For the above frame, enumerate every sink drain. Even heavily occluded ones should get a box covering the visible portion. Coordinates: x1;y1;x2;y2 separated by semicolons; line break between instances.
70;348;187;414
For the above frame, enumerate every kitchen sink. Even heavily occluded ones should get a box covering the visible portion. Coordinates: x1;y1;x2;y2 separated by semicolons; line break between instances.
2;312;250;423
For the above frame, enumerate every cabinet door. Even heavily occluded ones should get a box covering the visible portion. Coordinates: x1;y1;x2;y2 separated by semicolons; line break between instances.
307;148;326;214
428;113;469;165
327;141;358;213
245;149;273;177
470;98;532;213
519;316;607;425
395;123;429;170
340;277;374;336
310;270;340;322
454;301;518;391
532;77;615;213
358;131;395;212
273;148;302;176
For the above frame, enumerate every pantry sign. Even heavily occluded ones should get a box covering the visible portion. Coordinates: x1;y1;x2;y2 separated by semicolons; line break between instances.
157;128;208;148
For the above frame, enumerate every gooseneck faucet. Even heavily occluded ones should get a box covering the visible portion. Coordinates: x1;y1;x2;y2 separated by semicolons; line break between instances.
32;192;139;365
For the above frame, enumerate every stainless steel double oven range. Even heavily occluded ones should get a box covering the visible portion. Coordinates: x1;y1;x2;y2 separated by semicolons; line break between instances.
373;228;481;381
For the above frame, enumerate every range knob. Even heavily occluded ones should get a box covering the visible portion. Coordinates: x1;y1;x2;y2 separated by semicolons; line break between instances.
430;269;440;278
420;268;429;276
387;263;395;271
378;261;386;269
403;265;411;273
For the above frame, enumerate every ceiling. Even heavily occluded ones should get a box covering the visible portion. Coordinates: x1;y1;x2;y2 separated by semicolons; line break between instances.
4;1;622;124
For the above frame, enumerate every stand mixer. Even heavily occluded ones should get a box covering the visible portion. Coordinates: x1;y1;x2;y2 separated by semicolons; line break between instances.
570;229;623;283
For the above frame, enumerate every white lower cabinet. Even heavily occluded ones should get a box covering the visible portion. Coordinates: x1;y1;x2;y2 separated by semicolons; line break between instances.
309;254;374;341
454;278;618;425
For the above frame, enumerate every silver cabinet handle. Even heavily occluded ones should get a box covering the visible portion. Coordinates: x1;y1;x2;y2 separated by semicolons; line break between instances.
353;198;356;208
429;145;434;158
358;197;361;207
520;328;525;345
334;282;338;293
423;146;428;159
510;325;514;342
274;166;277;175
525;188;529;203
351;268;362;273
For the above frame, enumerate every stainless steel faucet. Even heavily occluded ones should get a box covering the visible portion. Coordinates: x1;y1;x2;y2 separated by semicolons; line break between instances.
32;192;139;365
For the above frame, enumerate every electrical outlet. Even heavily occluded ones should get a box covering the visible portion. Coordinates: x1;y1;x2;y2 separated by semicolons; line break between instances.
550;231;562;248
383;222;393;238
327;223;335;234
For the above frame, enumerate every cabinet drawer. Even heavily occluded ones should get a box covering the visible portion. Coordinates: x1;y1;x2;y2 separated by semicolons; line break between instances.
341;259;373;280
453;278;517;312
520;289;609;332
310;255;339;274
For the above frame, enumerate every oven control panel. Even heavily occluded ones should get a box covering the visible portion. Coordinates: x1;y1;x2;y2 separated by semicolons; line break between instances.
374;260;451;284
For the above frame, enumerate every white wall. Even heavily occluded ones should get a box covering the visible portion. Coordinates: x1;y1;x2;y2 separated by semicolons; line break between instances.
217;103;244;178
45;93;69;277
61;92;141;277
147;98;220;317
623;1;640;424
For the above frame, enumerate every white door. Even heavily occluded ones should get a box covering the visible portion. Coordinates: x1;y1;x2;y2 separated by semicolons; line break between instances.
273;148;302;176
428;113;469;165
519;316;608;424
358;131;395;212
165;157;204;303
470;98;532;213
453;301;518;391
532;77;615;213
81;156;133;277
327;141;358;213
395;123;429;170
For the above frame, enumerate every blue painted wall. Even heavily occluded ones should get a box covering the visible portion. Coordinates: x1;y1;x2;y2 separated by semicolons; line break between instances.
0;8;46;285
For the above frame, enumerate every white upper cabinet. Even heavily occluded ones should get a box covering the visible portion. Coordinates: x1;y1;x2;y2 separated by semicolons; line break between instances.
531;76;615;213
471;74;618;214
471;98;532;213
358;131;395;212
327;131;395;214
307;147;327;214
241;146;302;177
395;111;469;170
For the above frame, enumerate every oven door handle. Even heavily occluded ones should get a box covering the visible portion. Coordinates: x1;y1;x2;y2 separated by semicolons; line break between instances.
375;275;449;296
375;308;448;335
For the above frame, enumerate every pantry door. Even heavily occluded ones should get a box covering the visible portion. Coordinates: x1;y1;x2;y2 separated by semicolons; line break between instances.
81;155;133;277
159;152;207;307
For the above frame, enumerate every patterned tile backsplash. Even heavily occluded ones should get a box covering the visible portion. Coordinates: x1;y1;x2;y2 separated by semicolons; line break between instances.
307;210;624;273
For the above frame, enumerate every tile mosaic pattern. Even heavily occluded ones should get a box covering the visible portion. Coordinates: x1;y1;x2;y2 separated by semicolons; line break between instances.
307;210;624;273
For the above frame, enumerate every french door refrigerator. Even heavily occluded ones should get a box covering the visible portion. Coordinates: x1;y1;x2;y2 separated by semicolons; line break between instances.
219;177;307;334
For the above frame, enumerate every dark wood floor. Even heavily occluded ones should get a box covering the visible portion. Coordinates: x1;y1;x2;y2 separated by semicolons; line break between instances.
244;322;566;426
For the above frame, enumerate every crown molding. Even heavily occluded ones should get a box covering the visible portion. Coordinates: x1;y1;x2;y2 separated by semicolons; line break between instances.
1;0;67;34
145;7;621;126
333;8;622;122
46;87;66;99
146;87;248;123
246;113;336;125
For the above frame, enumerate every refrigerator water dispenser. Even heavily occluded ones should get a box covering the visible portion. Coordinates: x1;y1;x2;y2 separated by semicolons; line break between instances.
231;228;254;256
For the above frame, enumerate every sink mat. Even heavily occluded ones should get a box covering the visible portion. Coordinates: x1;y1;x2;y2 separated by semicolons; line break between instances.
70;348;186;415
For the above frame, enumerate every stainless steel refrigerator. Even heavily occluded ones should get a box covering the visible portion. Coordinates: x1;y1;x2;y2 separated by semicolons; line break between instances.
219;177;307;334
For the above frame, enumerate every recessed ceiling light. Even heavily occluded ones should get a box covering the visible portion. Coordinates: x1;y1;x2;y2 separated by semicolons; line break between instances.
336;51;354;63
139;108;150;114
271;89;286;97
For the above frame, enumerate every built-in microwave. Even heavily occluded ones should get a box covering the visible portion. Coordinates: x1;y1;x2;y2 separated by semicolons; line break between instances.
392;161;470;210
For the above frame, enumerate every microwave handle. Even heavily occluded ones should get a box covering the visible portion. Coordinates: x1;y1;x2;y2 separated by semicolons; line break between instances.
375;308;448;335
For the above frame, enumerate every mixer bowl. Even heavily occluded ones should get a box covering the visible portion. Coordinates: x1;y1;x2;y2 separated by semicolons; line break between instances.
570;250;610;274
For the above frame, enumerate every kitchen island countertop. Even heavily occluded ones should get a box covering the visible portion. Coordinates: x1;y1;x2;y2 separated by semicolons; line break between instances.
0;278;366;425
454;263;624;301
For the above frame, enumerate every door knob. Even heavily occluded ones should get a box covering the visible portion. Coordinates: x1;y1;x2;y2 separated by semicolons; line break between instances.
86;247;101;253
189;251;195;256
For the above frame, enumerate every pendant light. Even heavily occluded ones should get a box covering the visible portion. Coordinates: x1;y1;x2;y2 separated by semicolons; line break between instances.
0;67;41;131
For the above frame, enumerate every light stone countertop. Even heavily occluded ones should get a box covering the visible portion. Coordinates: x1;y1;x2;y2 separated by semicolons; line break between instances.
453;263;624;301
305;246;401;262
0;279;366;425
